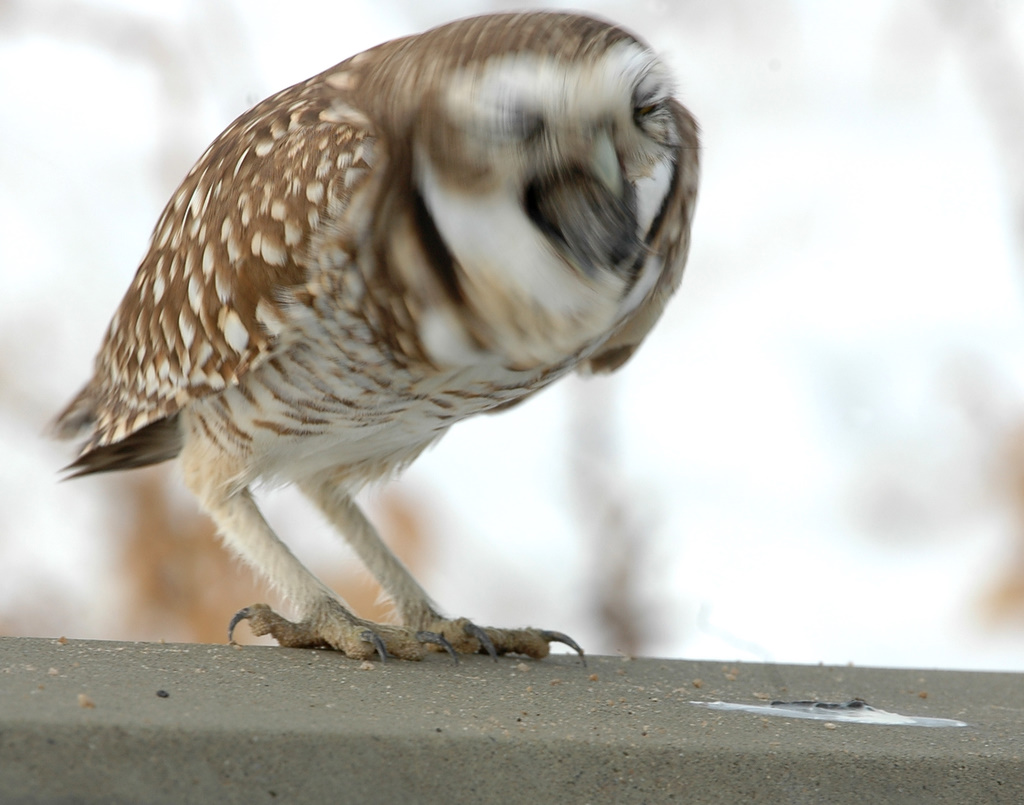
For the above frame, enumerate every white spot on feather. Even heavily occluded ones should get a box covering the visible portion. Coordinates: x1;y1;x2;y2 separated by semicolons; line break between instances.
260;236;287;267
206;372;227;391
215;271;232;305
353;142;371;166
156;220;172;249
319;101;368;128
152;273;165;304
325;71;356;90
202;243;216;277
194;341;213;369
344;168;366;188
233;147;251;178
188;183;205;219
178;312;195;351
187;275;203;313
110;420;129;443
284;221;303;246
220;308;250;354
255;299;285;337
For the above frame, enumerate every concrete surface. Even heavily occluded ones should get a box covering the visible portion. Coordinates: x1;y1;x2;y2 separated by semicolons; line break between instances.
0;636;1020;804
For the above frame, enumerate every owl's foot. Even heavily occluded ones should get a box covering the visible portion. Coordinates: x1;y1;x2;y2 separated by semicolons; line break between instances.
228;603;584;664
228;602;440;661
424;616;586;666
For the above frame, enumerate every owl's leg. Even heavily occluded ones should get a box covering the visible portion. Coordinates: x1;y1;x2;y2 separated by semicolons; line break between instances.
181;448;427;660
298;476;440;627
300;475;586;663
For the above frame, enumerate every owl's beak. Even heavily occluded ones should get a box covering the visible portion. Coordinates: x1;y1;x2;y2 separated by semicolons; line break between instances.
523;125;639;278
589;130;624;199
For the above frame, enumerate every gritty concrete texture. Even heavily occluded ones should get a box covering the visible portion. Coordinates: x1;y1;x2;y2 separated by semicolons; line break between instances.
0;636;1020;804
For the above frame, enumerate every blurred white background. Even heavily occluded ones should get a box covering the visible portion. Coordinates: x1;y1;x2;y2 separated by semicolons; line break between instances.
4;0;1024;671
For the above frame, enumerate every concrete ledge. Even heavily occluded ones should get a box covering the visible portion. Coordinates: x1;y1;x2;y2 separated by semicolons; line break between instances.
0;636;1020;804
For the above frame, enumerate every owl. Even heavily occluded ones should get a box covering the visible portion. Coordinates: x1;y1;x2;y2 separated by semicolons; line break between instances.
54;12;700;662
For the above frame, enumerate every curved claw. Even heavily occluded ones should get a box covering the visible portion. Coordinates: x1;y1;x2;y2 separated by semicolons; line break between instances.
541;630;587;667
360;629;390;663
416;630;459;664
228;607;252;644
463;622;498;661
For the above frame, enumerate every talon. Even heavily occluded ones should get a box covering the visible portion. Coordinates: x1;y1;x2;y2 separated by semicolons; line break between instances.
228;607;252;644
416;630;459;664
464;622;498;661
360;629;390;663
541;630;587;667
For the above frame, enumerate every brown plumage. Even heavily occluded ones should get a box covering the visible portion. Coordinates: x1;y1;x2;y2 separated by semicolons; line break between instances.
54;12;700;661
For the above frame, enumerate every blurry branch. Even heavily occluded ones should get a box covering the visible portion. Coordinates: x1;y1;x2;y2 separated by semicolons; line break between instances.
935;1;1024;624
119;468;257;644
568;378;655;657
980;422;1024;626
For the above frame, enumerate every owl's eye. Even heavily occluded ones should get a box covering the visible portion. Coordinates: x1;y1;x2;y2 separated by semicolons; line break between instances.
633;100;663;125
511;110;545;142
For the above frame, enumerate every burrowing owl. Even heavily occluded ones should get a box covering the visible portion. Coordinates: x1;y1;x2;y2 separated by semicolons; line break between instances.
54;12;700;662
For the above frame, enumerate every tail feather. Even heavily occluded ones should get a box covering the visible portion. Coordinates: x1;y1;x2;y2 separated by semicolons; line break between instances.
61;415;183;478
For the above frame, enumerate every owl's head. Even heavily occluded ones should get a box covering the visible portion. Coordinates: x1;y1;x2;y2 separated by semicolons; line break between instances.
350;13;699;369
